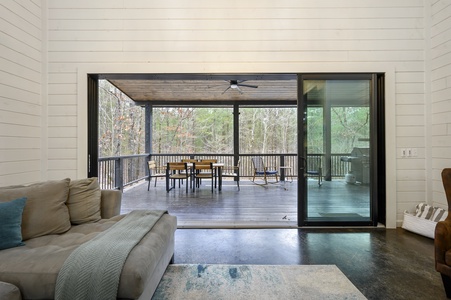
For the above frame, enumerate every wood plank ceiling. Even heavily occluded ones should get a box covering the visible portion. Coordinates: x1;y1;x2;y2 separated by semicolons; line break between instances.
105;74;298;105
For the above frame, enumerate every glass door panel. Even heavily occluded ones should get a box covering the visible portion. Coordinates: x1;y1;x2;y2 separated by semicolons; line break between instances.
302;78;372;224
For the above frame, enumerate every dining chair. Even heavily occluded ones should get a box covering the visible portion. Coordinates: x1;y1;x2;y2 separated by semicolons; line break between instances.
147;160;166;190
166;162;190;192
200;159;218;185
180;159;197;178
251;156;279;185
222;159;240;190
192;162;214;192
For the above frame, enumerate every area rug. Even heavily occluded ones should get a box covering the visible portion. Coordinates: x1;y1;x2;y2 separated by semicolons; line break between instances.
151;264;367;300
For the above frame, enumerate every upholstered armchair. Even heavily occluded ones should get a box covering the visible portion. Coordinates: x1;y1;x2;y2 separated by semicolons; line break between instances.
435;168;451;298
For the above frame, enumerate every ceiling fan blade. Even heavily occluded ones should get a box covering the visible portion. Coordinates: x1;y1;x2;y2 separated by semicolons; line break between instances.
236;86;243;94
237;83;258;88
221;86;231;94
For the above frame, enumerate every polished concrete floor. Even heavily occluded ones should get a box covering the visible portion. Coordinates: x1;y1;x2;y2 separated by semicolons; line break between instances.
122;180;444;299
173;228;445;300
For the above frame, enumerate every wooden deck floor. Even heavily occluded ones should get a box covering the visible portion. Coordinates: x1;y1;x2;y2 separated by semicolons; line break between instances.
121;177;371;228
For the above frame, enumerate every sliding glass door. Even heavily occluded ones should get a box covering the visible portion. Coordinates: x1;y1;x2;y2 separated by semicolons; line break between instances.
298;74;382;226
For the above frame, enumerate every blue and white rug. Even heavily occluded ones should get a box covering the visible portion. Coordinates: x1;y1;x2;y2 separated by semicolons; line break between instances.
152;264;366;300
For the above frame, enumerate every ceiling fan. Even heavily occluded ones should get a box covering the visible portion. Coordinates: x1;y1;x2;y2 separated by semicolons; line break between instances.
221;80;258;94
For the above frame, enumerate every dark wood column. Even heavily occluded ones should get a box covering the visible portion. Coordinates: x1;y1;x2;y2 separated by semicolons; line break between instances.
145;104;153;155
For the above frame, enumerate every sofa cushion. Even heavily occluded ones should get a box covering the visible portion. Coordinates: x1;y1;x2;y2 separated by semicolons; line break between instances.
0;197;27;250
67;178;101;224
0;179;71;240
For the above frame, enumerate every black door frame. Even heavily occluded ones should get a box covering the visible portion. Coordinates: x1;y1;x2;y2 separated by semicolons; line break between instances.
87;72;385;227
297;73;385;227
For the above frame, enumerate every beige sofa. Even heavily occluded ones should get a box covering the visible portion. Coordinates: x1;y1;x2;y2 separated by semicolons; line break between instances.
0;178;177;300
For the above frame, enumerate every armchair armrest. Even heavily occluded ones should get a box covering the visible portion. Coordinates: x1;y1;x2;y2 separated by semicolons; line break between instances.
100;189;122;219
435;218;451;273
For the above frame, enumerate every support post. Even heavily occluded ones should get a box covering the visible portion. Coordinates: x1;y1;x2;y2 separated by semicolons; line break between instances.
233;104;240;180
145;104;153;181
115;157;123;190
280;155;285;181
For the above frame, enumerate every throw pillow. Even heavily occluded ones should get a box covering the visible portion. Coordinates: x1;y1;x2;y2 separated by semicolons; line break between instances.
0;178;71;240
67;177;102;224
419;205;433;219
431;207;448;222
415;203;434;219
414;203;426;217
0;197;27;250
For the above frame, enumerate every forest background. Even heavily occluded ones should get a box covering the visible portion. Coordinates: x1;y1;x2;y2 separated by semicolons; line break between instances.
98;80;369;158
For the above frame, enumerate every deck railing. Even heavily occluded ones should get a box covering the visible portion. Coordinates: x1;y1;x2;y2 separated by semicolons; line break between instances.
98;153;351;190
98;154;148;190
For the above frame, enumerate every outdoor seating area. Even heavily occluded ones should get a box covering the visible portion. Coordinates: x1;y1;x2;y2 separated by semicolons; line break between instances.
145;156;308;193
99;154;331;190
161;159;228;193
101;153;371;225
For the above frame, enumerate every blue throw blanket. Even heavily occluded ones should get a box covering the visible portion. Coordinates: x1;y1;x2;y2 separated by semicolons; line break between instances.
55;210;167;300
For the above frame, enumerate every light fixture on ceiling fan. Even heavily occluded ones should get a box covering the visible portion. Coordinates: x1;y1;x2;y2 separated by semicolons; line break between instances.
222;80;258;94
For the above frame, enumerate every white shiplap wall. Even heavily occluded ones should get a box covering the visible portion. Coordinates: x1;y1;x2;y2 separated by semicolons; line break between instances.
0;1;43;186
430;0;451;207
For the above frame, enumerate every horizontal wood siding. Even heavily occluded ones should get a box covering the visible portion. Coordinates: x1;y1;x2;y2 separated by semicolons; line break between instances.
431;0;451;208
0;1;42;186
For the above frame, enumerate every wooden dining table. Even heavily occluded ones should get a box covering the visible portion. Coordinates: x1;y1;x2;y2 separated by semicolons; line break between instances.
166;162;225;192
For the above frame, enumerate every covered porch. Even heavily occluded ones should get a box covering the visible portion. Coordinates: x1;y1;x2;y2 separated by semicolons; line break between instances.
93;73;379;227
